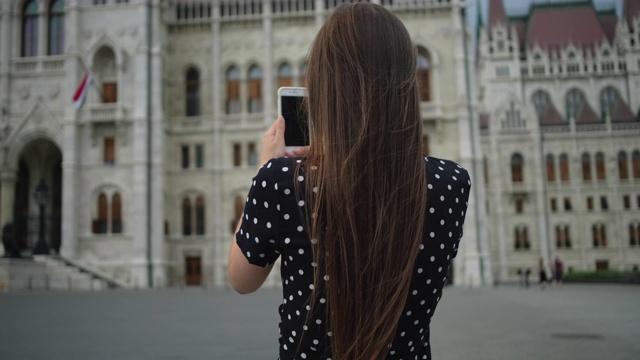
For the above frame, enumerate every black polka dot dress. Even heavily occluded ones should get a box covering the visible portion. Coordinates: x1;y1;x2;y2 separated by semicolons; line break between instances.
236;156;472;360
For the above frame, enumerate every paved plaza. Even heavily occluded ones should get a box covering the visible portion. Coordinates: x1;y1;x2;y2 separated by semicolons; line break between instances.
1;284;639;359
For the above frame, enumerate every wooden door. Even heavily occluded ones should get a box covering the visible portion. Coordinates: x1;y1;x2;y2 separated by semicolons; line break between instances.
185;256;202;286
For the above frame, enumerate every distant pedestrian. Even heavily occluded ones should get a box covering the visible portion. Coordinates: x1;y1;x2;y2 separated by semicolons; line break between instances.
525;268;531;288
553;257;564;287
538;257;548;289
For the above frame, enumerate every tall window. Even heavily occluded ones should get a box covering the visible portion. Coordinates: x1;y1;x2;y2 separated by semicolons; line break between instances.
248;65;263;113
586;196;594;211
92;192;123;234
22;0;39;57
559;153;570;182
247;143;257;166
416;47;431;101
633;150;640;179
564;197;572;211
630;223;640;247
565;89;584;120
546;154;555;182
195;145;204;169
232;143;241;167
514;226;530;250
48;0;64;55
95;47;117;103
277;63;293;88
112;193;122;233
195;196;205;235
226;66;240;114
94;193;108;234
181;145;189;169
600;196;608;211
618;151;629;180
104;137;115;164
595;152;606;181
592;224;607;248
515;198;524;214
185;67;201;116
532;90;550;121
556;225;571;248
511;153;524;183
182;198;192;235
182;196;205;236
599;86;618;120
581;153;592;181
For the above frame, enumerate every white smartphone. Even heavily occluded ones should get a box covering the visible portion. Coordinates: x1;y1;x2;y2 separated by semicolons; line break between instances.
277;87;309;152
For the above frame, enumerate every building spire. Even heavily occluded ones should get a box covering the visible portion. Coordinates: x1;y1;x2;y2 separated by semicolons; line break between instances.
488;0;507;29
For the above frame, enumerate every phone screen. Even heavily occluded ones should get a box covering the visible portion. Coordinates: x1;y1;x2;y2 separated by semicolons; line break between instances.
281;95;309;147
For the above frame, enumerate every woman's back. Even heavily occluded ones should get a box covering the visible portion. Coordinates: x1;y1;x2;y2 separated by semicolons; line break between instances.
237;156;470;359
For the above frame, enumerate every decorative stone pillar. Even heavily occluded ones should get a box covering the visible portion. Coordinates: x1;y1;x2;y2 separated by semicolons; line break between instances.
211;2;224;287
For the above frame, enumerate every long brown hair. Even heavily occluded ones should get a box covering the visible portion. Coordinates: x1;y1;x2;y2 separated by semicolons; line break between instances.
300;3;427;359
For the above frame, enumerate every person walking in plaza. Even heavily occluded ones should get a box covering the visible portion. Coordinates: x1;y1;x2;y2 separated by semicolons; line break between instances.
553;256;564;287
227;3;471;359
538;257;549;289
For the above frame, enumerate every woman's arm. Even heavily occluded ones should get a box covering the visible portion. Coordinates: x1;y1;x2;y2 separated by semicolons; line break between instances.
227;117;286;294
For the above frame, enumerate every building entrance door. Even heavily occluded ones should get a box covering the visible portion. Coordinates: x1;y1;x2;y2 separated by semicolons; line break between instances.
185;255;202;286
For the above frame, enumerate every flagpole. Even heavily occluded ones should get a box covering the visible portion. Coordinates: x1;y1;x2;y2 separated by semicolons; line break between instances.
77;57;105;102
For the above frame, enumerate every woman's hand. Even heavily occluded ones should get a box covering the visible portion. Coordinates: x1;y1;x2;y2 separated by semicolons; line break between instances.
260;116;286;166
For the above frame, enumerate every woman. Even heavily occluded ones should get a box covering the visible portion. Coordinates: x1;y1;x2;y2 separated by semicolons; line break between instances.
228;3;471;359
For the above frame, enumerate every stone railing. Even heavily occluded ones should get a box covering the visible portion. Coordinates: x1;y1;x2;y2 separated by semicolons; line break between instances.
12;56;66;74
85;103;128;123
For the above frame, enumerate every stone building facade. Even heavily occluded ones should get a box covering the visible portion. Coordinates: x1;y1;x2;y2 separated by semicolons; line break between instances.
477;0;640;283
0;0;490;287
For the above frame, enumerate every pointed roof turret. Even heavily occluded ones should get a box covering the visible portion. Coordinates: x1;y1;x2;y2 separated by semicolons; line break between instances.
624;0;640;30
488;0;507;29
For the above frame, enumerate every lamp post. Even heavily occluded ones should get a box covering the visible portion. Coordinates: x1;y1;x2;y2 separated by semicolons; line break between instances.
32;179;50;255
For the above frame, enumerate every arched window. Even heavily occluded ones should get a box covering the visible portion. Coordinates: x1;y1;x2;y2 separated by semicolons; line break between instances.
277;63;293;88
195;196;205;235
559;153;570;182
112;193;122;233
595;152;606;181
93;193;108;234
600;86;619;120
565;89;584;120
633;150;640;179
185;67;200;116
248;65;263;113
22;0;39;57
618;151;629;180
511;153;524;183
94;46;117;103
581;153;592;181
300;62;307;87
182;198;192;236
532;90;550;120
226;66;240;114
546;154;555;182
48;0;64;55
416;47;431;102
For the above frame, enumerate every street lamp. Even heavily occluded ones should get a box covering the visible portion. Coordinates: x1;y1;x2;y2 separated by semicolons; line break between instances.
32;179;50;255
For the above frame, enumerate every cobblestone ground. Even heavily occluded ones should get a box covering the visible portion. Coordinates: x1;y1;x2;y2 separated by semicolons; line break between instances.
1;284;638;359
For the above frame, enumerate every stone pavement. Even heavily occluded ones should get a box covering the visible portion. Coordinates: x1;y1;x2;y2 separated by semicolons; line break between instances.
1;284;638;359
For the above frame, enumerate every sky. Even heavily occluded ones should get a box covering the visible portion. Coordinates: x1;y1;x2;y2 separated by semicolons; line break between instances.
467;0;623;32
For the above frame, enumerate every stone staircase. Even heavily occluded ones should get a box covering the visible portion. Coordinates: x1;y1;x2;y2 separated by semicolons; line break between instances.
0;255;122;292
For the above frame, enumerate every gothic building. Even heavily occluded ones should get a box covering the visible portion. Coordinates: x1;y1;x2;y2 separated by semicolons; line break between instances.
477;0;640;282
0;0;489;287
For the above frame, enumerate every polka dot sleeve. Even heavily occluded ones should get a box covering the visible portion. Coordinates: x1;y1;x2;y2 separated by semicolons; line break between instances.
235;160;282;267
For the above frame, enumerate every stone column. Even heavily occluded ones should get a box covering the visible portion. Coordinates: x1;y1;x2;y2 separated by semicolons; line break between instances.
60;0;81;259
262;0;274;123
37;0;47;58
211;3;224;287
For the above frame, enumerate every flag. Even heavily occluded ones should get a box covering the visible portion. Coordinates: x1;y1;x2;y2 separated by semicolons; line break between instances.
72;73;92;110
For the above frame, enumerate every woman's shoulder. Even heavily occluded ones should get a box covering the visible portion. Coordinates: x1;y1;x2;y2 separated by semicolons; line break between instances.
255;157;302;181
423;156;471;190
